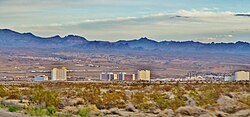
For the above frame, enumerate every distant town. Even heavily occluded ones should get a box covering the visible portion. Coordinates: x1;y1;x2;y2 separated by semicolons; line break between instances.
30;67;250;82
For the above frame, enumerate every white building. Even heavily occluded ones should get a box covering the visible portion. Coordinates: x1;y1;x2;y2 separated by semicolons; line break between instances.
187;76;205;81
51;67;67;81
235;71;250;81
100;72;114;81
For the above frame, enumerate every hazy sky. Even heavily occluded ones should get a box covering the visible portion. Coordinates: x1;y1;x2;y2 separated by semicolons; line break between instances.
1;0;250;42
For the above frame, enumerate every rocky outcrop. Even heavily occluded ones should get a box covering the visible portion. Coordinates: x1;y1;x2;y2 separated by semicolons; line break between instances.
1;99;27;108
161;109;175;117
125;103;138;112
217;96;248;113
229;109;250;117
175;106;208;116
62;106;78;113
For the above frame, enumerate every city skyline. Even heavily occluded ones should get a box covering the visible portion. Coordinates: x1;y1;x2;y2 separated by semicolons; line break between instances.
1;0;250;42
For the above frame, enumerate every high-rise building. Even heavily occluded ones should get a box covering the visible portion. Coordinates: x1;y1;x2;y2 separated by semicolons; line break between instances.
137;70;150;81
51;67;67;81
114;74;118;80
100;72;114;81
235;71;250;81
118;72;126;81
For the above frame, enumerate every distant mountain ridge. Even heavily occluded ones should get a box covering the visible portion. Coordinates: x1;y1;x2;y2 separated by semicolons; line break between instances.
0;29;250;53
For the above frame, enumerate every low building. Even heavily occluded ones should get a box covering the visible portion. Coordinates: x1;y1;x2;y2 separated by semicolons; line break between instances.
51;67;67;81
235;71;250;81
34;75;48;81
187;76;205;81
224;76;235;81
124;74;136;81
100;72;114;81
137;70;150;81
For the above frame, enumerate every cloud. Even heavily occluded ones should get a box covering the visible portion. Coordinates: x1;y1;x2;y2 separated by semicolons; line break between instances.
176;9;234;17
5;9;250;42
19;9;250;28
197;34;234;42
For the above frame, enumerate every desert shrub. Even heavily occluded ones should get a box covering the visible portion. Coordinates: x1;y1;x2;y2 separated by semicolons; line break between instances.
47;106;57;116
152;85;162;92
8;105;21;112
168;85;186;110
238;95;250;107
57;114;72;117
168;96;186;110
197;85;221;106
79;87;100;101
30;87;61;108
5;87;31;100
153;86;187;110
78;107;91;117
131;92;154;110
187;89;203;106
153;94;169;110
0;97;6;108
172;84;185;98
101;90;128;109
7;91;21;100
78;87;102;108
24;106;47;116
162;85;172;92
184;84;196;91
0;85;8;97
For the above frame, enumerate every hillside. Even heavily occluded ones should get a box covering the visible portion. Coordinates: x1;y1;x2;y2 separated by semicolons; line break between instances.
0;29;250;53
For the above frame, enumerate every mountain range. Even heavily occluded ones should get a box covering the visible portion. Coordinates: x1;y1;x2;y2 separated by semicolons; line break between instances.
0;29;250;54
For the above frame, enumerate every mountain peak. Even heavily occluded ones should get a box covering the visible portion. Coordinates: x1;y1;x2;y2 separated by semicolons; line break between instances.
139;37;149;40
63;35;88;43
0;29;19;34
23;32;36;37
65;35;86;39
138;37;157;43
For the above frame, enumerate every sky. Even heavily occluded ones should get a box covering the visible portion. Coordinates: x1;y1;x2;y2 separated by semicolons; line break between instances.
1;0;250;42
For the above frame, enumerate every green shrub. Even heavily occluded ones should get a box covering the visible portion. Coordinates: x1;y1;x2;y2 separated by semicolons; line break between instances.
131;92;155;110
238;95;250;107
162;85;172;92
154;94;169;110
168;97;186;110
8;105;21;112
47;106;57;116
101;90;128;109
197;85;221;106
78;87;102;107
24;106;47;116
78;108;91;117
57;114;72;117
168;85;186;110
30;87;61;108
172;84;185;98
0;85;8;97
